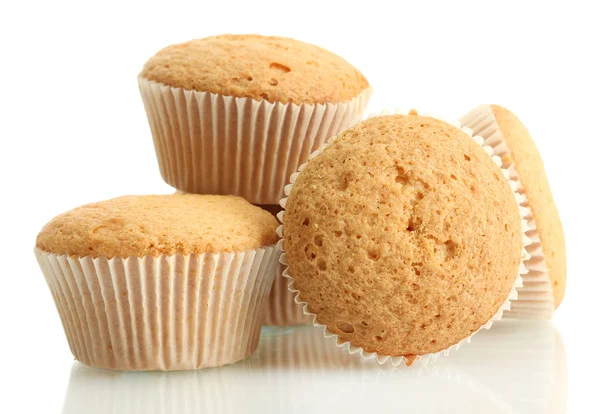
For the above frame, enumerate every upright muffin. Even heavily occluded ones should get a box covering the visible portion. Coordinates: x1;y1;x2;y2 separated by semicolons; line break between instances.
35;194;280;371
461;104;566;318
280;113;525;365
258;205;313;326
139;34;371;204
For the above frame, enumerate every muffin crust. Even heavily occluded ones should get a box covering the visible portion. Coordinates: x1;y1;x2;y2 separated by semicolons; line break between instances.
140;34;369;104
283;114;522;358
37;194;279;258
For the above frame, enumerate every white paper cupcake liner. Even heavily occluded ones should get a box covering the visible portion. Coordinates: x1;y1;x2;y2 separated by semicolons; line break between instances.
257;204;312;326
262;263;313;326
35;245;279;371
276;109;531;367
138;77;372;204
461;104;555;320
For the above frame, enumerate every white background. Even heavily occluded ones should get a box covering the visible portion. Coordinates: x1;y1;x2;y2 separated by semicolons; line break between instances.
1;1;598;413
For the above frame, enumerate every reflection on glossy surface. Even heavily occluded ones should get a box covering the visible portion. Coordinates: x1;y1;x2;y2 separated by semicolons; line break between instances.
62;321;566;414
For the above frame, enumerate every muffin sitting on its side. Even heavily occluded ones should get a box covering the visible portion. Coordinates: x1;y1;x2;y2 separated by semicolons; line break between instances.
139;34;371;204
35;194;280;371
281;113;524;365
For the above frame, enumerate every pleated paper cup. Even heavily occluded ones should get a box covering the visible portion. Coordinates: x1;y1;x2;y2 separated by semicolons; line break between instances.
277;109;531;367
138;77;372;204
35;245;279;371
263;263;313;326
258;204;312;326
461;105;554;320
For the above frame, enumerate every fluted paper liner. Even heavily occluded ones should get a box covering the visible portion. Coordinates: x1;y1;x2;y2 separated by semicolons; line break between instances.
258;205;311;326
461;105;555;319
263;263;313;326
138;77;372;204
35;245;279;371
277;109;531;367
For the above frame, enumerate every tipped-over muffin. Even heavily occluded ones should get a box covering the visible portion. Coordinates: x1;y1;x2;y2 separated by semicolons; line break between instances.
35;194;280;371
282;114;523;363
461;104;566;315
138;34;371;204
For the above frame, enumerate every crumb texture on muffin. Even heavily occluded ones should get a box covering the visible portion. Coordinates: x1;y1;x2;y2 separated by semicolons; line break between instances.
36;194;279;258
283;114;522;357
140;34;369;104
491;105;566;308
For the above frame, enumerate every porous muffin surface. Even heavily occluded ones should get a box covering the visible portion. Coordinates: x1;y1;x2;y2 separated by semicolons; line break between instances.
283;114;522;358
37;194;279;258
491;105;566;308
140;34;369;105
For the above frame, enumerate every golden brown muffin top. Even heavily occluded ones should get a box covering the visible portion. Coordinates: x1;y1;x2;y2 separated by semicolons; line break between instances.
37;194;279;258
140;34;369;105
283;114;522;360
490;105;566;308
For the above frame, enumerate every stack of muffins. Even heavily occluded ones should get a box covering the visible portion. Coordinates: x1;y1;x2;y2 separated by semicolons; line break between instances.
137;34;372;328
35;34;565;371
35;34;371;370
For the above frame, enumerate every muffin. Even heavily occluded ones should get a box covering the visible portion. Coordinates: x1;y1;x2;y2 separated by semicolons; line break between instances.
258;205;313;326
280;112;526;365
138;34;372;204
35;194;280;371
461;105;566;319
